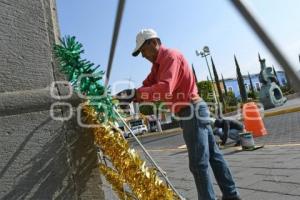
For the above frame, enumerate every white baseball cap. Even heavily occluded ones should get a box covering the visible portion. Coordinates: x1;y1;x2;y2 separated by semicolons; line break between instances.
132;28;159;57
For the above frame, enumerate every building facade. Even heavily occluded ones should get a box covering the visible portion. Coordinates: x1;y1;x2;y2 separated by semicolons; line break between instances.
223;71;287;99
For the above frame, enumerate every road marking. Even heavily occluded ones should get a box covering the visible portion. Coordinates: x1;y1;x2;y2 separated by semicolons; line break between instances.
145;149;186;152
141;144;187;152
265;143;300;147
142;143;300;152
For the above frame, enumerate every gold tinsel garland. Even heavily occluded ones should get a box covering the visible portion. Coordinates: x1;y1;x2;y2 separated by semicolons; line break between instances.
83;105;177;200
99;164;135;200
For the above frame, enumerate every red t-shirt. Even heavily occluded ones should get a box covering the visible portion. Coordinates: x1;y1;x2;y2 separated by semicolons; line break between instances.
136;45;199;113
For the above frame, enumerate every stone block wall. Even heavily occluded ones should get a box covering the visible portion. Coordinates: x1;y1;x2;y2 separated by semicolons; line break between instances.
0;0;104;199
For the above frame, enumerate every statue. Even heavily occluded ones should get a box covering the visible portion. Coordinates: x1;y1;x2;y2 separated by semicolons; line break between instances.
258;54;287;109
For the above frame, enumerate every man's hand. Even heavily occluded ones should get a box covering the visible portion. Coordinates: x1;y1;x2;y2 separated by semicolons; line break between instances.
115;89;136;103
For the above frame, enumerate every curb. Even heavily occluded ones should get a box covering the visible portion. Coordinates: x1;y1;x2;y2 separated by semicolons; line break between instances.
264;106;300;117
127;128;182;142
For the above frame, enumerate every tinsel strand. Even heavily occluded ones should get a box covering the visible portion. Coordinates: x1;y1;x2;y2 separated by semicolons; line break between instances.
99;164;136;200
83;106;176;200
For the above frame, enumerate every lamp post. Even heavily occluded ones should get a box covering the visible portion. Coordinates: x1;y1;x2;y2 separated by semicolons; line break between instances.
195;46;219;106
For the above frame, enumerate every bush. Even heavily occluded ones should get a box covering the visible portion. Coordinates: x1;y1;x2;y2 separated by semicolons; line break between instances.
197;81;214;102
247;91;258;100
224;91;238;107
222;91;238;114
280;85;295;95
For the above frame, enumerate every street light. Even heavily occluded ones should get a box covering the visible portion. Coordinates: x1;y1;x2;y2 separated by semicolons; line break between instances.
195;46;218;105
196;46;222;116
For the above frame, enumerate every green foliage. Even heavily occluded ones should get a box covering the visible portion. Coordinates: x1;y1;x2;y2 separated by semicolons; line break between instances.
235;56;247;102
53;36;116;122
197;81;214;102
247;91;257;100
211;58;223;103
221;74;228;96
280;85;295;95
248;72;255;95
139;101;167;116
272;67;279;84
139;105;154;115
224;91;238;107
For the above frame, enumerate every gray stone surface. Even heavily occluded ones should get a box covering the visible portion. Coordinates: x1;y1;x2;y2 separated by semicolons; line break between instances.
0;110;74;199
0;0;104;199
0;0;53;93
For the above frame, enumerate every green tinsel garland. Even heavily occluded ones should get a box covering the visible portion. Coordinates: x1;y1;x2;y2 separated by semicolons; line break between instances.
53;36;117;122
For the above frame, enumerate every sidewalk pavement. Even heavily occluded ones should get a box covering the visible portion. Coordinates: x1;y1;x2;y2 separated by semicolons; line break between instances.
146;111;300;200
102;98;300;199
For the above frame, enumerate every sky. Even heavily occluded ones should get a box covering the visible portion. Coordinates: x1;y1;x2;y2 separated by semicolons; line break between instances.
56;0;300;92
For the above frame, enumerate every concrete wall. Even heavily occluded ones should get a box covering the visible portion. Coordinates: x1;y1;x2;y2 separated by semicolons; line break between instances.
0;0;104;199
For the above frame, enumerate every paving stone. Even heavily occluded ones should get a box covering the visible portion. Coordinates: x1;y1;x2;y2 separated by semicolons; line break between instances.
280;173;300;184
246;180;299;194
289;186;300;196
243;191;300;200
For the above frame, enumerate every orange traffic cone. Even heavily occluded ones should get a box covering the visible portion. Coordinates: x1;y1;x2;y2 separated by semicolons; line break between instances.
243;102;267;137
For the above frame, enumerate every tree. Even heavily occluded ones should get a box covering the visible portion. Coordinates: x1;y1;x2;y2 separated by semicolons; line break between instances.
191;64;198;83
192;64;201;96
272;66;280;85
211;57;223;103
248;72;255;94
248;72;256;100
224;91;238;106
139;104;154;115
234;55;247;102
221;74;228;96
139;101;164;132
196;80;214;102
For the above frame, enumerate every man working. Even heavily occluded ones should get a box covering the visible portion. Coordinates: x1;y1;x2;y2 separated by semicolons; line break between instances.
116;29;241;200
213;118;244;146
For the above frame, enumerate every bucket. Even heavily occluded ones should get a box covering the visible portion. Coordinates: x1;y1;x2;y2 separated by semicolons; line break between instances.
240;132;255;150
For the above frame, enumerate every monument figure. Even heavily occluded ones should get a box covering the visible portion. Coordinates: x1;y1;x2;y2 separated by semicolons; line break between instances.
258;54;287;109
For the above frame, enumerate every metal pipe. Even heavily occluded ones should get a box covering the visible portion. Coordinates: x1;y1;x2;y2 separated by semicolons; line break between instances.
104;0;126;87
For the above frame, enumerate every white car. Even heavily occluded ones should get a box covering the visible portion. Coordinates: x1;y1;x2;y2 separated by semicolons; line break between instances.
124;125;148;138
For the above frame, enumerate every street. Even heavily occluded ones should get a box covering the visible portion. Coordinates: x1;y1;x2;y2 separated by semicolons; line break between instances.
126;111;300;200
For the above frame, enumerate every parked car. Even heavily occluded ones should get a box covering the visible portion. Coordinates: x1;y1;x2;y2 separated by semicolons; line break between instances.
123;125;148;138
